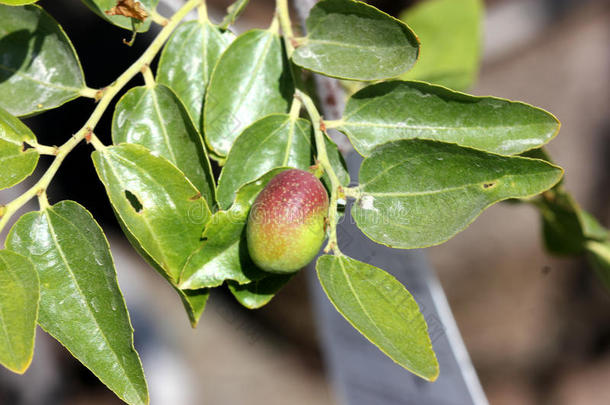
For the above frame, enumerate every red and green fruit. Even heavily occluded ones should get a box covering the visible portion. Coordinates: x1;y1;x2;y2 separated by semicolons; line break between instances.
247;169;329;273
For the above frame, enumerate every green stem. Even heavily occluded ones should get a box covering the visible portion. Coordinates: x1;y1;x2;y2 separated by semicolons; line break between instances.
150;9;169;26
296;89;343;255
79;86;99;99
288;95;302;121
141;65;156;88
198;1;208;23
0;0;202;235
275;0;295;56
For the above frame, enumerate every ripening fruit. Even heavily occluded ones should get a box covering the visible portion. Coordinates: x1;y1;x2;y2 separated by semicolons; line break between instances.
247;169;329;273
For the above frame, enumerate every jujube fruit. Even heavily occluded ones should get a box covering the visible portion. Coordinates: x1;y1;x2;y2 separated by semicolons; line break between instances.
247;169;329;273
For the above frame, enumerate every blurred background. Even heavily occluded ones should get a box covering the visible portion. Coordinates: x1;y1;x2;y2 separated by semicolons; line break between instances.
0;0;608;404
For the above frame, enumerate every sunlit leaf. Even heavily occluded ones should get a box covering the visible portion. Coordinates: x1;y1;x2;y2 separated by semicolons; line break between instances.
179;168;288;290
112;84;216;205
586;240;610;291
204;29;293;157
157;20;234;133
92;143;211;283
399;0;483;90
0;1;38;5
0;5;86;116
0;250;38;374
80;0;158;32
0;106;39;190
216;114;312;209
317;255;438;380
292;0;419;80
336;81;560;157
7;201;148;405
352;139;563;248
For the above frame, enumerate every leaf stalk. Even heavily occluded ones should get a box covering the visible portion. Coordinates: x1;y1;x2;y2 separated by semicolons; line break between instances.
0;0;203;236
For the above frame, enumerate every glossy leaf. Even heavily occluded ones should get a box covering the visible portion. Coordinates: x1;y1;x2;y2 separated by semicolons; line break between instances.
0;1;38;5
157;20;234;132
292;0;419;81
336;81;560;157
112;84;216;205
7;201;148;405
0;250;38;374
112;211;209;327
179;168;288;290
352;139;563;248
0;107;39;190
92;143;211;283
399;0;483;90
80;0;158;32
228;274;292;309
219;0;250;29
204;29;293;157
0;5;86;116
216;114;312;209
323;133;350;188
317;255;438;380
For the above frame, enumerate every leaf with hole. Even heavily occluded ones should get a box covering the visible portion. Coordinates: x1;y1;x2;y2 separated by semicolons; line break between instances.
399;0;483;90
179;168;289;290
204;29;294;157
80;0;158;32
228;274;292;309
292;0;419;81
216;114;313;209
335;81;560;157
6;201;148;405
0;250;38;374
112;84;216;205
92;143;211;283
0;107;39;190
157;20;234;133
351;139;563;249
317;255;439;380
0;5;86;116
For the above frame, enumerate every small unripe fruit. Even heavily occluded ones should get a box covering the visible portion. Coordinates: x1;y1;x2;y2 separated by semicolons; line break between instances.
247;169;329;273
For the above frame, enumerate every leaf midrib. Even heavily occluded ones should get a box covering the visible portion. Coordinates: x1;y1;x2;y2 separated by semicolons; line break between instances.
43;209;142;402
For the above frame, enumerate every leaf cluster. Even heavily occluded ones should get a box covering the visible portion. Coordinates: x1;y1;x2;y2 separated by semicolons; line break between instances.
0;0;606;403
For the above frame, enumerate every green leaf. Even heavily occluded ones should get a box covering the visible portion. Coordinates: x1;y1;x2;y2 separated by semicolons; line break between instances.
219;0;250;29
399;0;483;91
0;1;38;5
157;20;234;133
112;84;216;206
316;255;438;380
292;0;419;81
6;201;148;405
0;106;39;190
0;250;38;374
112;210;209;327
80;0;158;32
0;5;86;116
179;168;288;290
352;139;563;248
92;143;211;283
586;240;610;291
204;29;294;157
323;133;350;188
228;274;292;309
216;114;313;209
336;81;560;157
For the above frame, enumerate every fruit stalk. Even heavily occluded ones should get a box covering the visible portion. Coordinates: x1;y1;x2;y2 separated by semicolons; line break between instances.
296;89;343;254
